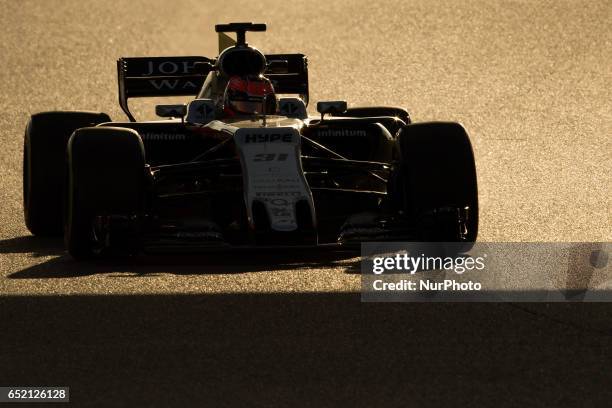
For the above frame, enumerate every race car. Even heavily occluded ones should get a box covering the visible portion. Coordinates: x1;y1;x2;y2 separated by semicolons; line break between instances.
22;22;478;260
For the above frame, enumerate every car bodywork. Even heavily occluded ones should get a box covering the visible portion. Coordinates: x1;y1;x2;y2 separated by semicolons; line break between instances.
25;23;477;256
96;112;403;252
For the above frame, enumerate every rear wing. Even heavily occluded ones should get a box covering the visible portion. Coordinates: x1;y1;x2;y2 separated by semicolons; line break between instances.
117;54;309;121
264;53;309;105
117;56;213;122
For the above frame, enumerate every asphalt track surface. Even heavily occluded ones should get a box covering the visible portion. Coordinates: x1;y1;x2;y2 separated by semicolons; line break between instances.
0;0;611;406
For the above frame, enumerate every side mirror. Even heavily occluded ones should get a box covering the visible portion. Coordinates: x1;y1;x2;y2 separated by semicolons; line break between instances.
267;59;289;74
278;97;308;119
316;101;347;119
194;61;215;75
155;104;187;118
186;99;216;124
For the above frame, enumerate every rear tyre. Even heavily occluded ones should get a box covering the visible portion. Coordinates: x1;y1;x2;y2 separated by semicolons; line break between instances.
65;127;145;260
390;122;478;243
23;111;111;235
335;106;411;124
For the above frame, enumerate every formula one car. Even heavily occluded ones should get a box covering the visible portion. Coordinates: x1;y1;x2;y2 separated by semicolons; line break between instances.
23;22;478;259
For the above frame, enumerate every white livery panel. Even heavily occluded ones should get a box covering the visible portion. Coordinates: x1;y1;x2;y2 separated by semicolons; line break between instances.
234;127;315;232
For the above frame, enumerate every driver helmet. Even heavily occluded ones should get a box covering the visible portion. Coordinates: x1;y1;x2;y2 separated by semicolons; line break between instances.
223;75;277;116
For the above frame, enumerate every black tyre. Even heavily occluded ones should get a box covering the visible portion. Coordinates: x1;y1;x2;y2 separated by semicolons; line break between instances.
335;106;411;125
23;111;111;235
390;122;478;242
65;127;145;260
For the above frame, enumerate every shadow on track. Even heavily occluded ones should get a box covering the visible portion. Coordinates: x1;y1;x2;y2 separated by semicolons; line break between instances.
0;235;65;257
2;294;612;407
3;237;612;406
2;235;361;279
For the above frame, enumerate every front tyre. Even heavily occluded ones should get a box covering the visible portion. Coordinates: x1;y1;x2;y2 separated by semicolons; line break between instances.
390;122;478;243
65;127;146;260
